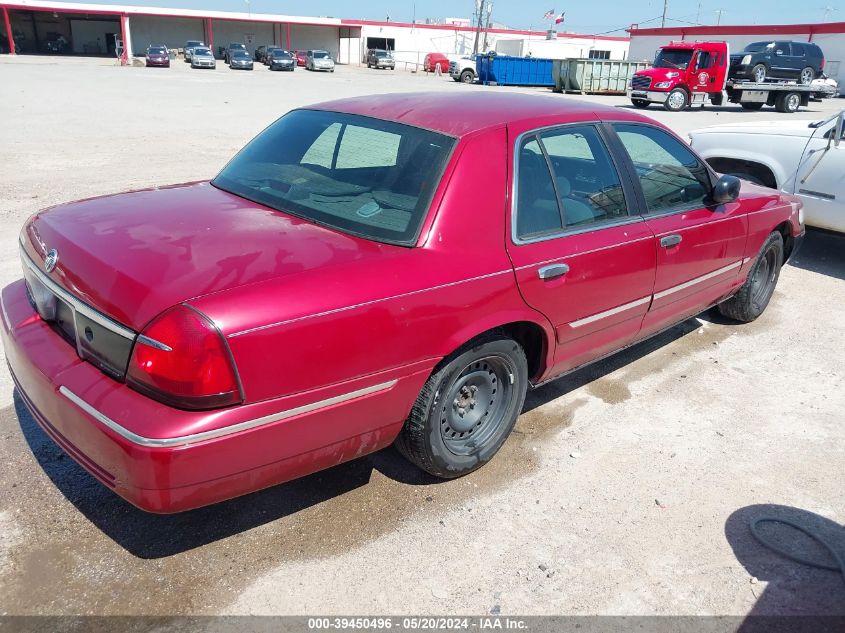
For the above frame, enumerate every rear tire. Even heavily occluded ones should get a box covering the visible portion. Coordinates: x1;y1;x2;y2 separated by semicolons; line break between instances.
799;67;814;85
775;91;801;113
717;231;783;323
631;98;650;109
395;331;528;479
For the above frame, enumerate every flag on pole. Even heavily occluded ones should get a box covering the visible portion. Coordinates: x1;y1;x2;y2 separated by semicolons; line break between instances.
543;9;555;20
554;11;566;24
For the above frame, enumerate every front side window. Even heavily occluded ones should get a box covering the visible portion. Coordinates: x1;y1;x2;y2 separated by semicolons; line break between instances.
614;124;712;215
213;110;456;246
515;125;627;239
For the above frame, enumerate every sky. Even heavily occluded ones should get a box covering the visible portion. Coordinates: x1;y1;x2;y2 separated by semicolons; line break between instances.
50;0;841;35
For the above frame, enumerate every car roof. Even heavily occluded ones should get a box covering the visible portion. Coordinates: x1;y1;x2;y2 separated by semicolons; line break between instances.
307;92;656;138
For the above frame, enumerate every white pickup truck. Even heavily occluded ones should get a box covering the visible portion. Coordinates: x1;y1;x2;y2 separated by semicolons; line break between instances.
689;109;845;233
448;56;477;83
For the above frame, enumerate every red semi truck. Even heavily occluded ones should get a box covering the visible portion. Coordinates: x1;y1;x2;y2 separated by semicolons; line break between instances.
627;40;814;113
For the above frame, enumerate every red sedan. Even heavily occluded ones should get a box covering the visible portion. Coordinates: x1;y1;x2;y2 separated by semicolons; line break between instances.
2;93;803;513
423;52;449;73
293;50;307;66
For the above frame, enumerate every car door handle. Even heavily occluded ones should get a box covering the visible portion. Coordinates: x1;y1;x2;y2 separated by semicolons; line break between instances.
537;263;570;280
660;234;683;248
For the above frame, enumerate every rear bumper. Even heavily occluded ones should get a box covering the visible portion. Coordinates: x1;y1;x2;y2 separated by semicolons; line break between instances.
2;279;424;513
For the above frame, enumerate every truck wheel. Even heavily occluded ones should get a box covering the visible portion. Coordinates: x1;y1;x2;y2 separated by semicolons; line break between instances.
775;92;801;113
740;102;765;111
799;67;814;85
664;88;688;112
751;63;767;83
394;331;528;479
631;99;650;109
717;231;783;323
459;69;474;83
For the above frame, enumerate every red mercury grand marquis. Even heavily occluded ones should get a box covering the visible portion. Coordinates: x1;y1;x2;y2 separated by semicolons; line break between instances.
1;93;804;513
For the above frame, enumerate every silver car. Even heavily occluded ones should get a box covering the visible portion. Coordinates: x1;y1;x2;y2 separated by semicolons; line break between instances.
307;50;335;72
190;47;216;69
184;40;205;62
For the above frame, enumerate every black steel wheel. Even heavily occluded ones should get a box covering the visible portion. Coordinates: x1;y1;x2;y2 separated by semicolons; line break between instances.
718;231;784;322
395;331;528;478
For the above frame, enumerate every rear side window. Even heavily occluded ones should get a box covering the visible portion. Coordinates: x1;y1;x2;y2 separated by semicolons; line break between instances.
515;125;627;239
613;124;712;215
792;43;806;57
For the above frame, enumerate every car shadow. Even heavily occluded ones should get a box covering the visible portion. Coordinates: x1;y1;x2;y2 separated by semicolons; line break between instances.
13;312;718;559
787;227;845;281
726;504;845;624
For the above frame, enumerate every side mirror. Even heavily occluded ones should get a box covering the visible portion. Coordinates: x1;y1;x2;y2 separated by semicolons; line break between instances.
712;174;741;203
834;112;844;148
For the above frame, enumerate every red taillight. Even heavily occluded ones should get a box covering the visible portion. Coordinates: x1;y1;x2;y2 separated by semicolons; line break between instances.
820;57;825;70
127;305;242;410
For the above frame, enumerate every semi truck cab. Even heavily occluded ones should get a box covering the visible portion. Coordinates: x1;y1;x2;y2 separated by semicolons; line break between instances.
628;41;729;111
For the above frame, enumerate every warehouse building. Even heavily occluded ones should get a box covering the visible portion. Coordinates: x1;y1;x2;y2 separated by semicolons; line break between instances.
0;0;629;64
627;22;845;82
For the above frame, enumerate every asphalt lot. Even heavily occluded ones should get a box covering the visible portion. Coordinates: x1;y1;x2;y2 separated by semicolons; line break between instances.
0;56;843;617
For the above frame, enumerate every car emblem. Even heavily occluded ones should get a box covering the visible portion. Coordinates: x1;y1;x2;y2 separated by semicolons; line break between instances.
44;249;59;273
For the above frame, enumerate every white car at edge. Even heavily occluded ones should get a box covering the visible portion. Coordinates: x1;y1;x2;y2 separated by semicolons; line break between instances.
689;109;845;233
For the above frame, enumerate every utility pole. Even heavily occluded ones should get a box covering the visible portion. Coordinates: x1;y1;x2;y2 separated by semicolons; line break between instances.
472;0;485;55
715;8;724;25
661;0;668;28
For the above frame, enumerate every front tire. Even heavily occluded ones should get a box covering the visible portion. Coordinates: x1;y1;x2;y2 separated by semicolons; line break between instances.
717;231;784;322
751;63;768;83
459;69;474;83
664;88;688;112
395;332;528;479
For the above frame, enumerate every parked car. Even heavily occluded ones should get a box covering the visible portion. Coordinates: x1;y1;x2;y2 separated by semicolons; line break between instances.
268;49;295;71
190;47;216;69
423;52;449;73
2;92;804;513
228;49;254;70
729;40;825;85
449;55;477;83
254;45;268;62
183;40;204;62
262;46;283;65
810;74;840;100
224;42;247;64
366;49;395;70
690;109;844;233
144;45;170;68
306;50;335;72
293;50;307;66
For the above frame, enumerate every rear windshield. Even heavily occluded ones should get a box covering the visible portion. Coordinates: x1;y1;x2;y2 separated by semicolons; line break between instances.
743;42;774;53
213;110;456;246
654;48;693;69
